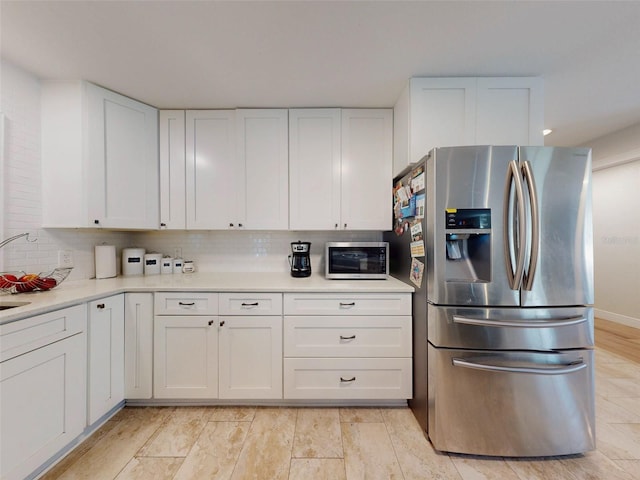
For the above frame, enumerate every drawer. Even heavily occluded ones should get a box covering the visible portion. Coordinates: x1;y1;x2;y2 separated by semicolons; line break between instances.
154;292;219;315
0;304;86;362
284;316;411;357
283;293;411;316
284;357;412;399
219;293;282;316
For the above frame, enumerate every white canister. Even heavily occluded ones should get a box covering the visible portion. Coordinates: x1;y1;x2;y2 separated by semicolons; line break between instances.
161;257;173;274
173;258;184;274
122;248;145;276
144;253;162;275
182;260;195;273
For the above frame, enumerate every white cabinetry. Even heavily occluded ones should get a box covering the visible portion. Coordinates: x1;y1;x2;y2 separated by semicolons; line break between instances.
159;110;186;229
153;292;283;400
153;292;220;398
41;81;158;229
0;305;87;480
283;293;412;400
124;293;153;399
289;108;392;230
88;295;125;425
218;293;283;399
393;77;543;175
182;109;289;230
236;109;289;229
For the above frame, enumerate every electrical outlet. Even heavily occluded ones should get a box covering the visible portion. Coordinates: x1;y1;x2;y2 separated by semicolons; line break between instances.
174;247;182;259
58;250;74;268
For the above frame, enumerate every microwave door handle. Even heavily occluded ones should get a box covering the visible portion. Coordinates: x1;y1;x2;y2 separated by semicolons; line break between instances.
452;358;587;375
452;314;587;328
522;161;540;291
503;160;526;290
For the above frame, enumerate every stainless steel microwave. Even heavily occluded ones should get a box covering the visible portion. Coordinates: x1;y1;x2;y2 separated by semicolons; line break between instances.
325;242;389;279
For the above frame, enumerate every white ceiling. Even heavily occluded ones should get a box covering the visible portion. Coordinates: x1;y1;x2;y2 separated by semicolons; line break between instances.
2;0;640;147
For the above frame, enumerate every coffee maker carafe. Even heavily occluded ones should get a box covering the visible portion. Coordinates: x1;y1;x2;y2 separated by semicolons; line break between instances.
289;241;311;277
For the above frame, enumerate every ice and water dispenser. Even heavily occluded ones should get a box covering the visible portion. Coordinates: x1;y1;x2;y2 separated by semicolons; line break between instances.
444;208;491;283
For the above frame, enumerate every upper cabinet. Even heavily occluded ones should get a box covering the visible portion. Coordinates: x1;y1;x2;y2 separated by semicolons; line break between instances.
42;81;159;229
162;109;289;230
289;108;392;230
393;77;543;175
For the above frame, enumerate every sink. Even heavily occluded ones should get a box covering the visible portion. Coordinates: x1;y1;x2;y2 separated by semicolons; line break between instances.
0;301;31;310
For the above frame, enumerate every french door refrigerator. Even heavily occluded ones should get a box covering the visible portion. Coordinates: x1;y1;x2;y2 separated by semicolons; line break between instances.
385;145;595;457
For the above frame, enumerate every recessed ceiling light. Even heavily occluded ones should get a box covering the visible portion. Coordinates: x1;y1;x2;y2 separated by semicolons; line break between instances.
543;129;553;136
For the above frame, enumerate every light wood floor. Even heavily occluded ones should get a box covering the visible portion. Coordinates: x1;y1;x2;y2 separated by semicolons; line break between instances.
595;317;640;364
40;323;640;480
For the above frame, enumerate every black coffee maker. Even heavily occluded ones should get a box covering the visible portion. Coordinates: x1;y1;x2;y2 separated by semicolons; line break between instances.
289;241;311;277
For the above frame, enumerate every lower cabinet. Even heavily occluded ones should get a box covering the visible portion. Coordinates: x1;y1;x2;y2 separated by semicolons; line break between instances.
153;315;219;398
124;293;153;399
283;293;413;400
88;294;125;425
153;292;283;400
0;305;87;480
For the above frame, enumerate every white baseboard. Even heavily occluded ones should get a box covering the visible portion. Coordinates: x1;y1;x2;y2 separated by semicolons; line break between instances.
595;308;640;329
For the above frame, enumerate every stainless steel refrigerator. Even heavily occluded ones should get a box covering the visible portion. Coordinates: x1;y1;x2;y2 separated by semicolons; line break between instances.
385;145;595;457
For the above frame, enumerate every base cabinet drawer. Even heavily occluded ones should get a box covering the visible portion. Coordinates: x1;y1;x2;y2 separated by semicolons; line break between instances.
284;357;412;399
284;293;411;316
284;316;411;357
154;292;219;315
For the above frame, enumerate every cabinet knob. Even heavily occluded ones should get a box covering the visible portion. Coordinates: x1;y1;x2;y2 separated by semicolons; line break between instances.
344;223;347;229
219;320;225;327
335;223;338;229
208;320;214;326
160;222;166;227
97;303;105;309
94;219;100;225
229;223;234;227
238;223;243;228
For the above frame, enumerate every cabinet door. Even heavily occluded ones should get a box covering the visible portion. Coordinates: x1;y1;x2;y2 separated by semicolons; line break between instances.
88;294;125;425
185;110;237;229
409;78;476;164
475;77;544;146
340;109;393;230
0;332;86;480
159;110;186;229
289;108;342;230
124;293;153;399
86;83;159;229
154;316;219;398
218;316;282;399
237;109;289;229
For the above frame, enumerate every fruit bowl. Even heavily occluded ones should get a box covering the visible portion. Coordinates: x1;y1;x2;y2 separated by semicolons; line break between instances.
0;268;72;294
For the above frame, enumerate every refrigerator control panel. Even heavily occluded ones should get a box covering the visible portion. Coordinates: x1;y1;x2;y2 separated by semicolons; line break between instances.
445;208;491;230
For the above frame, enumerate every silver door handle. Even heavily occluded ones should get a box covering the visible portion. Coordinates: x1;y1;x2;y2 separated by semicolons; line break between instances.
452;358;587;375
503;160;526;290
522;161;540;291
452;315;587;328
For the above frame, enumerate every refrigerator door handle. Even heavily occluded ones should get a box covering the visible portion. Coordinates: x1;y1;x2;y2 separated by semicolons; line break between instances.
452;314;588;328
522;161;540;291
503;160;527;290
452;358;587;375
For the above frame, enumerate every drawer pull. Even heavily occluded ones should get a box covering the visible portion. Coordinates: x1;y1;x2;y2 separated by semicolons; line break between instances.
96;303;105;309
241;302;259;307
340;335;356;340
178;302;195;306
340;376;356;383
339;302;356;307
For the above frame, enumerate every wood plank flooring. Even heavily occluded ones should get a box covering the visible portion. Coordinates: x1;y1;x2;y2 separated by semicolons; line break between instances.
39;320;640;480
595;317;640;364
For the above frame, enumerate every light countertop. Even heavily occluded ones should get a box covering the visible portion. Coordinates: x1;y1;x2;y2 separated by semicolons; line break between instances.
0;272;414;324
